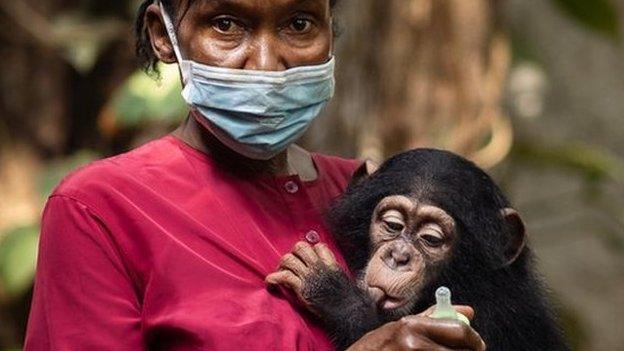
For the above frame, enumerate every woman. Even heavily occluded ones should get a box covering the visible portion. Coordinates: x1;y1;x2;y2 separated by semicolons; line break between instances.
24;0;485;350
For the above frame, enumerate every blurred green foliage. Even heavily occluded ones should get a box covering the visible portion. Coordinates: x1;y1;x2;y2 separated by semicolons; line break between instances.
0;226;39;299
513;142;624;183
110;63;185;127
551;0;620;39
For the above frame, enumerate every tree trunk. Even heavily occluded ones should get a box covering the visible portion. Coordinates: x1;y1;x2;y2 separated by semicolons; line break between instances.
306;0;512;168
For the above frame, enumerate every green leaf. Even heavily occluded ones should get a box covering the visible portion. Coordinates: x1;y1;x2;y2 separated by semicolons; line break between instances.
552;0;620;39
0;225;39;298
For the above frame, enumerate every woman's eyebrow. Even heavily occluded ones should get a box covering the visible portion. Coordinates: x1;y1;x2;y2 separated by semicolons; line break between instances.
201;0;320;8
192;0;326;22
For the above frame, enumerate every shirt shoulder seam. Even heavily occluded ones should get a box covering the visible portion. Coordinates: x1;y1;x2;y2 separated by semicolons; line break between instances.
45;193;142;300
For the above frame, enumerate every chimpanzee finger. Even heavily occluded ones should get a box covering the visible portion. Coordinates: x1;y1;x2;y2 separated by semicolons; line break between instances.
313;243;338;267
265;270;303;293
278;253;309;278
399;316;486;351
291;241;320;267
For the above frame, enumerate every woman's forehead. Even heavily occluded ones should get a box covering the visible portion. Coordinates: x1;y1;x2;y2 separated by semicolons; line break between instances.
185;0;330;11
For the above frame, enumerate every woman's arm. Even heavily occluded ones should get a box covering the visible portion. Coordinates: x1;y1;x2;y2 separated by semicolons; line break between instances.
24;195;144;350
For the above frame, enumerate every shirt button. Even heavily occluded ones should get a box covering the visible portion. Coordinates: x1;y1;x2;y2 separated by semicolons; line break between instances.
305;230;320;244
284;181;299;194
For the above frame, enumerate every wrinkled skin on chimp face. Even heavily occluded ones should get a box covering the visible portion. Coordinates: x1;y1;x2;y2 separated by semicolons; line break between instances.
363;195;455;315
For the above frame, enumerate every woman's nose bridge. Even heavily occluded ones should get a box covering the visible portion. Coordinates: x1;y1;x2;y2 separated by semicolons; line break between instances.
243;30;286;71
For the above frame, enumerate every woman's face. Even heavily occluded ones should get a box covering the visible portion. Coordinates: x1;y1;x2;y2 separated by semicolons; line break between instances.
148;0;333;71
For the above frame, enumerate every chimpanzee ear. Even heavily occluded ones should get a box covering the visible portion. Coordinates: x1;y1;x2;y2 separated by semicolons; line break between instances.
501;208;527;266
349;160;379;187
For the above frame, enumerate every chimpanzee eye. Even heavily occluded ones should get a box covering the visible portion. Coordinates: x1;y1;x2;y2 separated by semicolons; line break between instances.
383;220;405;233
380;210;405;234
421;234;444;247
418;223;446;247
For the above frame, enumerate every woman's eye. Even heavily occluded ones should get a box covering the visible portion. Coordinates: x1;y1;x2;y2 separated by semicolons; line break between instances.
212;18;241;34
289;18;313;33
421;234;444;247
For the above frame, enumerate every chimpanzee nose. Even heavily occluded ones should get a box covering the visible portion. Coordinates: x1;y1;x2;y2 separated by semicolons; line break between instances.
383;244;412;270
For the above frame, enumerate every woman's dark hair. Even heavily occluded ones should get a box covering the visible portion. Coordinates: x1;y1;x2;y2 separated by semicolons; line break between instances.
134;0;341;76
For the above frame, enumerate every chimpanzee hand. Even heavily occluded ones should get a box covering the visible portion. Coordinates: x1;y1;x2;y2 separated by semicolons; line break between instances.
267;242;387;349
265;241;347;314
346;305;486;351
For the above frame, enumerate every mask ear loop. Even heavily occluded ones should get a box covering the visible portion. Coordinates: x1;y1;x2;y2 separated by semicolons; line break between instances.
158;0;190;84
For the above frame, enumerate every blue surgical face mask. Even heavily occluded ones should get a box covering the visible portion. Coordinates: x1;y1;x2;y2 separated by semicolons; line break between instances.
160;3;335;160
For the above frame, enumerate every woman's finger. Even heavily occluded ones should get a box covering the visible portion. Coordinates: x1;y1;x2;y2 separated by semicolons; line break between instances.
420;305;475;321
453;306;475;321
399;316;486;351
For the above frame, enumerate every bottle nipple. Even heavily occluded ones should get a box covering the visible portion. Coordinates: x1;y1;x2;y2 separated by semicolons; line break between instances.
430;286;470;325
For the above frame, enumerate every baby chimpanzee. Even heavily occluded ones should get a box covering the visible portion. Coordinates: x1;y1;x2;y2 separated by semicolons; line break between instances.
267;149;569;351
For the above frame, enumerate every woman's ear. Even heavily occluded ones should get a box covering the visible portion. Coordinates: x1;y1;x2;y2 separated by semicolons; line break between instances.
501;208;527;266
350;160;379;187
145;4;177;63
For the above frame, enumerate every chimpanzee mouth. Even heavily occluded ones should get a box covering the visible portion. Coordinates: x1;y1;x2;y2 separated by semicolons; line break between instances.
367;286;409;310
380;295;408;310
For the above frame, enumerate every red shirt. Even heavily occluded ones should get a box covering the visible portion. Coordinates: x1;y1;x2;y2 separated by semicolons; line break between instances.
24;135;360;350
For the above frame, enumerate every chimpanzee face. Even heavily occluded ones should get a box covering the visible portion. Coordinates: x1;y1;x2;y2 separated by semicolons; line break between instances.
327;149;527;318
362;194;456;314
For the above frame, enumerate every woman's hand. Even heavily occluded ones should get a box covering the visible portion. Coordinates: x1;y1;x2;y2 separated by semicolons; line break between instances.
347;305;486;351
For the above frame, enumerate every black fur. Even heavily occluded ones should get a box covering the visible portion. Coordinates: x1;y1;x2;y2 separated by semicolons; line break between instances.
305;149;569;350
